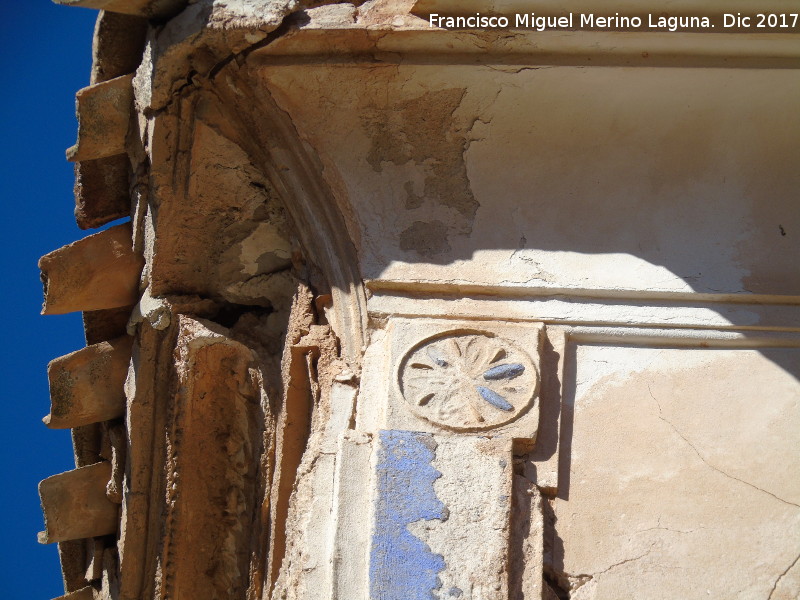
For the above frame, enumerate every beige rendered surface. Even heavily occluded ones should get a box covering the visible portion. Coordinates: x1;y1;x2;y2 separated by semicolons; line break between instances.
262;64;800;299
552;344;800;598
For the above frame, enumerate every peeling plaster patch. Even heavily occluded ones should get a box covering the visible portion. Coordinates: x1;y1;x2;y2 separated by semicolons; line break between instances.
363;88;479;237
204;0;301;32
399;221;451;258
222;269;296;309
238;221;291;277
573;346;743;410
370;430;446;600
357;0;418;25
573;346;666;407
404;181;424;210
302;3;358;27
409;436;511;600
127;285;171;333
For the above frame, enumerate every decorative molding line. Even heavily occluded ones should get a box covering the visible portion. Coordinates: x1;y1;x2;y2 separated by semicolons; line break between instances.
254;29;800;68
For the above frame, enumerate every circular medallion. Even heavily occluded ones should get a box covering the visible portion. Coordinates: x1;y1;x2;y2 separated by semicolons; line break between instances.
398;331;538;431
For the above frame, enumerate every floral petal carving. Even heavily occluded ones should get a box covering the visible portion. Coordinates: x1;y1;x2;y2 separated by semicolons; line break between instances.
483;363;525;381
475;386;514;411
426;346;450;367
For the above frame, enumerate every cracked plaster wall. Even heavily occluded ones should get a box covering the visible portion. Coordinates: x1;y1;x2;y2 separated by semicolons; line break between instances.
551;345;800;599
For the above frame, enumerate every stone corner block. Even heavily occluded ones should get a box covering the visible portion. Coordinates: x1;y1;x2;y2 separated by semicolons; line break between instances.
66;74;134;163
39;462;118;544
45;335;133;429
39;222;143;315
362;317;544;440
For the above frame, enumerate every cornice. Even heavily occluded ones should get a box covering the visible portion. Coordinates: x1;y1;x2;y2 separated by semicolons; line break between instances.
253;27;800;69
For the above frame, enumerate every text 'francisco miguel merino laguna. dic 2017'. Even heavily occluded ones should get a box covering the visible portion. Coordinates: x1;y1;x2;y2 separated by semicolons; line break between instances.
427;12;799;31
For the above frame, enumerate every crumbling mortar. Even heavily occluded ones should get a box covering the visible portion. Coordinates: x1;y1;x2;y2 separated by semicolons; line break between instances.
142;1;356;121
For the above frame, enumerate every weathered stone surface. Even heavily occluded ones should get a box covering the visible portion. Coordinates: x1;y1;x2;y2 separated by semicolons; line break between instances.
90;11;148;84
371;432;520;599
104;422;126;504
269;286;346;597
39;223;143;315
57;539;90;594
74;154;131;230
147;115;294;306
131;0;301;112
84;538;105;582
527;326;565;493
71;424;103;468
54;0;187;19
97;548;120;600
67;75;134;163
159;316;269;599
115;323;170;600
134;20;369;359
510;476;544;599
330;431;373;599
370;430;449;600
39;462;119;544
45;336;132;429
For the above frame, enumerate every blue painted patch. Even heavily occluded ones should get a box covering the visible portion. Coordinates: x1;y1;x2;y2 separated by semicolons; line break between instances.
370;430;447;600
482;363;525;381
476;386;514;411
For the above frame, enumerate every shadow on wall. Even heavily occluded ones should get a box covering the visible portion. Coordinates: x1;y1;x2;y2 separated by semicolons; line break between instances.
255;62;800;299
374;73;798;298
233;61;800;462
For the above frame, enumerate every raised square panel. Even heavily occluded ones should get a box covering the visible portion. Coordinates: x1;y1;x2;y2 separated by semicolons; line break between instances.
361;318;544;441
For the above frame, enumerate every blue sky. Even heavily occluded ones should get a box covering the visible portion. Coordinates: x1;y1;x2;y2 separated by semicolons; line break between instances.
0;3;102;597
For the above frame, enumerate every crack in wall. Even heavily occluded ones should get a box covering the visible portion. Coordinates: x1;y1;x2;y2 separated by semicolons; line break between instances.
648;386;800;509
592;544;655;578
768;552;800;600
547;542;657;598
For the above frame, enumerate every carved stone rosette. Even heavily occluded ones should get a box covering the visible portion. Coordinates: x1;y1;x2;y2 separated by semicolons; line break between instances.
398;331;539;432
